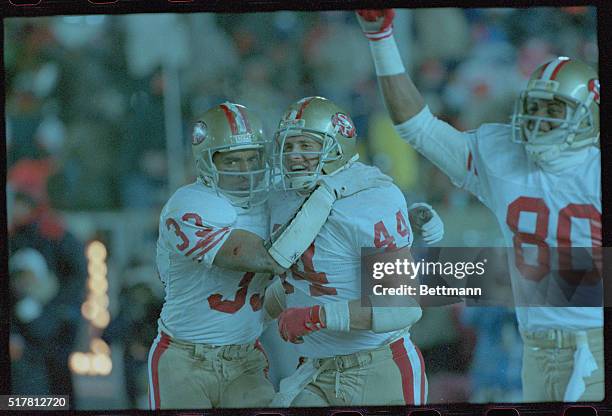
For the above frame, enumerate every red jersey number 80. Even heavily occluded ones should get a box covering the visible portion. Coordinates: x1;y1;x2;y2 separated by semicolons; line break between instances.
506;196;601;285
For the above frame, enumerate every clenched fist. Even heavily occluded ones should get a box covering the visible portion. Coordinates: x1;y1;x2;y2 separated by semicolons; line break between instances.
409;203;445;245
356;9;396;41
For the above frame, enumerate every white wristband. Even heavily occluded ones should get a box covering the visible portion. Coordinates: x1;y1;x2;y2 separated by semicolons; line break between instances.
323;301;350;332
369;35;406;77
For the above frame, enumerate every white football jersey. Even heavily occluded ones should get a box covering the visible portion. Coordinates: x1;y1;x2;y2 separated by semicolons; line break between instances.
156;181;269;344
269;165;414;358
462;123;602;331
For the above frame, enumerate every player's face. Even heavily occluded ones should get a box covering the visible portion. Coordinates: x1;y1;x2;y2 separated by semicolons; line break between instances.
524;98;567;135
213;149;264;191
282;135;323;176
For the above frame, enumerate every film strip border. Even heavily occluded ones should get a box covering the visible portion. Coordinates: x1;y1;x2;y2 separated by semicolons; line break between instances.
0;0;585;16
61;405;609;415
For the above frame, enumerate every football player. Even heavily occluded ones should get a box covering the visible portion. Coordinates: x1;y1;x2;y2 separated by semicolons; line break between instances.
263;96;433;407
148;102;366;409
356;9;602;402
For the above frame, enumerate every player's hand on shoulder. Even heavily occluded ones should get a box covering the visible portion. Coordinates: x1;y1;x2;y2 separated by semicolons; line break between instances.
317;163;393;199
409;202;444;245
356;9;395;40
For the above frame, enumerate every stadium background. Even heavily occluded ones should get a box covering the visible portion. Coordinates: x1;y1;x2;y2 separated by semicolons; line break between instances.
5;6;597;409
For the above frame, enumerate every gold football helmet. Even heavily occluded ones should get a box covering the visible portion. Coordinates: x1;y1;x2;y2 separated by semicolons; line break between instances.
192;102;271;207
511;57;599;171
273;96;359;191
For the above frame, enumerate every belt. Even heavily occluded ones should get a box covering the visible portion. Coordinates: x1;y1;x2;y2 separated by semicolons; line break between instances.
520;327;602;349
158;318;257;359
306;331;411;371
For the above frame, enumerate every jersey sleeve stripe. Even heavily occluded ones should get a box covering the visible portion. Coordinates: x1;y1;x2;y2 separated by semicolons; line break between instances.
192;228;231;260
185;227;230;257
467;151;478;176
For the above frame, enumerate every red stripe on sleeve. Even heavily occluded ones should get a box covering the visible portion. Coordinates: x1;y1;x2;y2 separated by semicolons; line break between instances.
192;228;230;260
185;227;230;257
467;151;478;176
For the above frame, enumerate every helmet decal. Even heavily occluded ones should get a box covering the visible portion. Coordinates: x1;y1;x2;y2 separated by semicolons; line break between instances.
588;79;600;104
332;112;356;138
192;121;207;145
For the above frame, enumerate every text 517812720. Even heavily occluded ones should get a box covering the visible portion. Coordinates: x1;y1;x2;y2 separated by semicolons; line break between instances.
0;396;69;410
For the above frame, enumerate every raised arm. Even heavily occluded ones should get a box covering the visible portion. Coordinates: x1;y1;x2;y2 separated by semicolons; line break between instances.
356;9;471;187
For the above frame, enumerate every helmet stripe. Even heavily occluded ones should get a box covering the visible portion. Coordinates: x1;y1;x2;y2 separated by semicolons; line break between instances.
541;57;571;81
220;102;252;135
550;58;571;80
295;97;315;119
220;103;239;134
534;65;546;79
236;105;251;132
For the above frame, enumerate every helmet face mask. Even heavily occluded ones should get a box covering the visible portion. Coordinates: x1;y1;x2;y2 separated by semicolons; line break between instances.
511;57;599;172
272;96;358;191
275;128;337;191
210;147;270;207
192;103;272;208
513;91;595;146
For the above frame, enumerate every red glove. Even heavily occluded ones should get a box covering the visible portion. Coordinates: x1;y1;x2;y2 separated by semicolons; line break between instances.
278;305;326;343
356;9;396;41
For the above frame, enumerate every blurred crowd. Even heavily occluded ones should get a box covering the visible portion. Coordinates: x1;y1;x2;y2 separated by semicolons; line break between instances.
5;6;597;407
